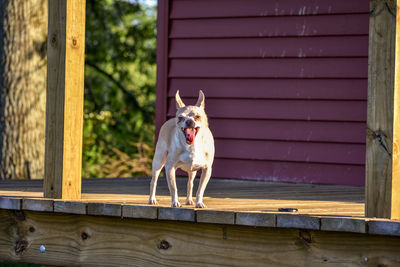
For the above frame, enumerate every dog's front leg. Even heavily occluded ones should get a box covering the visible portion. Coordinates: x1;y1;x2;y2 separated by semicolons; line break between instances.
165;165;181;207
195;167;212;208
186;171;197;205
148;145;167;205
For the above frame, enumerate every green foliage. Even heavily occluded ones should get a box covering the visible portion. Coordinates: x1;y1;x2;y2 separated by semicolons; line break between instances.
83;0;156;178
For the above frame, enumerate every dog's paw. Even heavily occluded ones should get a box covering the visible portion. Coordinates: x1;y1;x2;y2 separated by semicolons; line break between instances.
185;199;195;205
172;201;182;208
148;198;158;205
195;202;207;208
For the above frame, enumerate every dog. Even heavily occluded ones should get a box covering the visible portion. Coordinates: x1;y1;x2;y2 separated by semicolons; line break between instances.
148;90;214;208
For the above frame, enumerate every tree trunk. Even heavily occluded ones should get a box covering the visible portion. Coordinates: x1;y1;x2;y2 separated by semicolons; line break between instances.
0;0;47;179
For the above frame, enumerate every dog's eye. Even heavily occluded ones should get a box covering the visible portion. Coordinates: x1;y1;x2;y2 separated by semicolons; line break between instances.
178;116;184;122
194;115;201;121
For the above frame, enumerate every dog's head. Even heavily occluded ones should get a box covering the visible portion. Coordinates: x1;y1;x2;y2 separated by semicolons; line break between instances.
175;90;208;145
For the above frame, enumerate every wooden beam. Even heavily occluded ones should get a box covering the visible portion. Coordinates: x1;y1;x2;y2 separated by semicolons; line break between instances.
44;0;86;199
1;210;400;266
366;0;399;219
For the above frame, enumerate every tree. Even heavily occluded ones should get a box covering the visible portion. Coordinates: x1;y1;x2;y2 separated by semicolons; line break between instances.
0;0;47;179
83;0;157;177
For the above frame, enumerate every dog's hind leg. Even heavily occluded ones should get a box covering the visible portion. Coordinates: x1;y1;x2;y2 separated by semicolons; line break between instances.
196;167;212;208
148;144;167;205
185;171;197;205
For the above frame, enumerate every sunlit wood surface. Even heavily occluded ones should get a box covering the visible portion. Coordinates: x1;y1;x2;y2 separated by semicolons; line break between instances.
0;177;364;217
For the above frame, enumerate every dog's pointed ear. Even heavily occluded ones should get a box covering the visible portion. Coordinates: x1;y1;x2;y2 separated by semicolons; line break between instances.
175;90;186;109
195;90;205;108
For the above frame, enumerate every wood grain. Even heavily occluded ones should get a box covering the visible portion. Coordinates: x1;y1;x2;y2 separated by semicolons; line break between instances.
122;205;157;219
320;217;366;234
44;0;85;200
391;0;400;220
368;220;400;236
1;210;400;266
1;178;366;217
196;210;235;225
158;207;195;222
365;0;396;218
87;203;121;217
2;178;400;238
277;214;320;230
54;201;86;215
0;197;21;210
236;212;276;227
22;199;53;212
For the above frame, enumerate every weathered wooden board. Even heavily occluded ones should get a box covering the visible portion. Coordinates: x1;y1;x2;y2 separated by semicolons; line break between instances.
196;210;235;225
0;198;21;210
320;217;367;234
1;210;400;267
366;0;399;219
54;201;86;215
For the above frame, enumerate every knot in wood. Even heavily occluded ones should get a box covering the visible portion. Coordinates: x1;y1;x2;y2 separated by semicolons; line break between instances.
12;210;26;221
15;240;28;254
29;226;35;233
72;39;77;47
158;240;170;250
299;230;312;244
51;34;57;47
81;232;89;240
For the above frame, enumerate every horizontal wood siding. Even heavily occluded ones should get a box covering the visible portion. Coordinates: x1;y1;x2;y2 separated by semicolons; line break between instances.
167;98;367;121
170;0;369;18
159;0;369;185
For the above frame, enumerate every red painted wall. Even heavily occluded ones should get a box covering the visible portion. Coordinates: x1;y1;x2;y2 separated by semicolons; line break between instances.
156;0;369;186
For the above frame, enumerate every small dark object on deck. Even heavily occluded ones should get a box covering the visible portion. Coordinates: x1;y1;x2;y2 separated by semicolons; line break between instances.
158;240;170;250
29;226;35;233
278;208;298;212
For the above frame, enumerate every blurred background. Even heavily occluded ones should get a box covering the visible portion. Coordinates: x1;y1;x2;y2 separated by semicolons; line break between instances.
0;0;158;180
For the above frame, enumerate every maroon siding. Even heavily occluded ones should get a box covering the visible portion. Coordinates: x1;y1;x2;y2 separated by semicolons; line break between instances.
156;0;369;186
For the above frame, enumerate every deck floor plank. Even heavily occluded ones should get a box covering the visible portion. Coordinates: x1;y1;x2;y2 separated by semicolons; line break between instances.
0;177;364;216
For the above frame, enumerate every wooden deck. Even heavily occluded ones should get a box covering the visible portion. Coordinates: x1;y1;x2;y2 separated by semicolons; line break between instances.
0;177;365;216
1;177;400;236
1;178;400;266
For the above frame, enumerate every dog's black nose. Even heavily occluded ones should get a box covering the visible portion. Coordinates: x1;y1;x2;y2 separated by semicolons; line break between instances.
185;119;195;128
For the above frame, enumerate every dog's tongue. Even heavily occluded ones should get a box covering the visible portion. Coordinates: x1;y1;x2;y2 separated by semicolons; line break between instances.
184;128;195;144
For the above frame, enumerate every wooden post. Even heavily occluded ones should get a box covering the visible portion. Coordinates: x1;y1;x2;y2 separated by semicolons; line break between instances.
366;0;399;219
44;0;86;199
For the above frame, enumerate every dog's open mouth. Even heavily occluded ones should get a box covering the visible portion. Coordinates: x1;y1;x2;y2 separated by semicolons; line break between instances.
181;127;200;144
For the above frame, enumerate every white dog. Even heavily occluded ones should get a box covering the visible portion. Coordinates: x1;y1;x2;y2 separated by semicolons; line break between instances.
148;90;215;208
